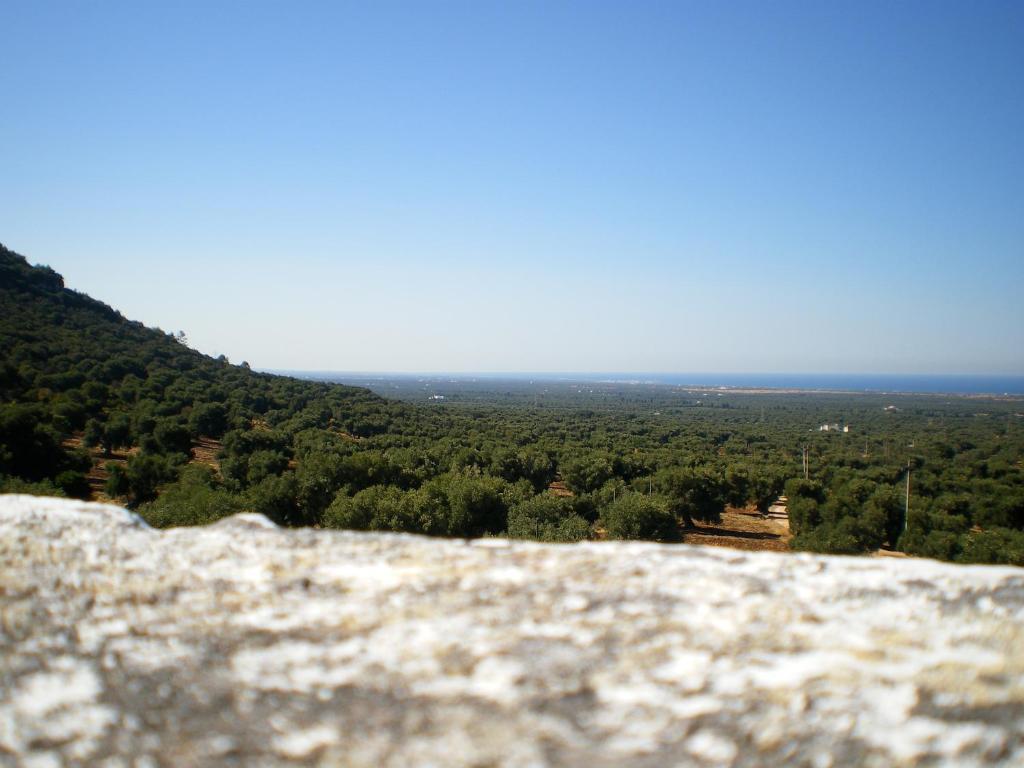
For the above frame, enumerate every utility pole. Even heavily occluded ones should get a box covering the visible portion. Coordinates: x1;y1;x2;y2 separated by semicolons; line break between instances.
904;461;911;533
802;446;809;480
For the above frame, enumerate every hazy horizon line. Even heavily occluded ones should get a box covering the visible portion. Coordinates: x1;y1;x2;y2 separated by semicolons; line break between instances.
269;370;1024;378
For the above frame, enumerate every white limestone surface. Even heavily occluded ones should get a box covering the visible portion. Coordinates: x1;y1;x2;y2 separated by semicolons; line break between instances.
1;494;1022;767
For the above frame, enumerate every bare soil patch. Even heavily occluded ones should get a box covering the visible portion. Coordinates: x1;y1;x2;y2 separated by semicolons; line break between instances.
681;506;792;553
547;479;574;498
190;437;222;472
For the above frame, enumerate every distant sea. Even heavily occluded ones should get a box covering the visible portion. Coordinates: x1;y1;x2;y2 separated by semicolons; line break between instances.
587;373;1024;395
288;371;1024;396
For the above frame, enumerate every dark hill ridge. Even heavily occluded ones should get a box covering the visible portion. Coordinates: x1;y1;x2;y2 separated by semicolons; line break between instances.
0;243;374;409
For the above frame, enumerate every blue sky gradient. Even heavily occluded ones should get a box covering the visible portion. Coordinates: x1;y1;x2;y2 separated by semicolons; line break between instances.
2;1;1021;373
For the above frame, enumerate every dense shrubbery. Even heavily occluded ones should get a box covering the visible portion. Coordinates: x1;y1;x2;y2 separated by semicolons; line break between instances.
0;403;90;486
106;453;181;504
507;494;590;542
138;465;244;527
600;493;679;541
957;528;1024;566
788;476;903;554
2;243;1023;564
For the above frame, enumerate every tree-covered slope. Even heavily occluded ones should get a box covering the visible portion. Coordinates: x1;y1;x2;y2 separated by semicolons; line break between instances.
0;243;406;511
0;243;382;416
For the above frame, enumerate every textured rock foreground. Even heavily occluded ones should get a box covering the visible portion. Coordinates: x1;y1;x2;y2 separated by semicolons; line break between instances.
1;496;1023;767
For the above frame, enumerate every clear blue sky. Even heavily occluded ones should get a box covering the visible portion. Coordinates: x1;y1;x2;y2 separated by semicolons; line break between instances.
2;1;1021;374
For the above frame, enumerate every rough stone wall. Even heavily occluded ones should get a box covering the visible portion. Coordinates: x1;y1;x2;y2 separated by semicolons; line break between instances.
1;494;1023;767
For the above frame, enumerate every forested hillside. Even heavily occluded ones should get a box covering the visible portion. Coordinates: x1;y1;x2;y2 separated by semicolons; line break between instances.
2;243;1022;564
0;243;421;522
